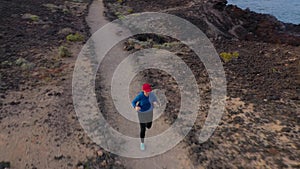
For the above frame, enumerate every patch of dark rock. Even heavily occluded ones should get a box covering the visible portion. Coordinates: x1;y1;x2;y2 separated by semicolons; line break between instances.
0;161;10;169
275;159;289;168
291;164;300;168
191;152;208;164
221;128;236;137
207;159;230;169
229;127;239;133
250;156;257;161
281;127;292;133
54;92;62;96
213;1;227;11
233;116;244;124
54;154;64;160
192;140;216;152
229;111;240;115
266;95;280;100
9;101;21;105
77;151;126;169
245;122;254;129
135;34;169;44
288;156;296;161
0;0;91;93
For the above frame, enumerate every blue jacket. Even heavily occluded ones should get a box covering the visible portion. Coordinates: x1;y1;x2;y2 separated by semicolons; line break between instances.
131;91;158;113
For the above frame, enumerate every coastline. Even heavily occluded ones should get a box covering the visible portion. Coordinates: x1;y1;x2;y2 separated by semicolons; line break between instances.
227;0;300;24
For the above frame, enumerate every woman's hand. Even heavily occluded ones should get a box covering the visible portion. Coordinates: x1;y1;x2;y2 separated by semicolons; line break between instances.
135;106;141;111
153;101;160;108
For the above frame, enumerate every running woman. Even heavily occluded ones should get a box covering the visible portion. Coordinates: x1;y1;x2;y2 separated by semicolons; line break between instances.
131;83;159;151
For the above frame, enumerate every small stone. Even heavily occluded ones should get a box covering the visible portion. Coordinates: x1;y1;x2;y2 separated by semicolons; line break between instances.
115;161;121;165
281;127;292;133
77;165;84;169
58;46;72;57
97;150;103;157
21;13;39;21
42;25;50;29
21;121;30;127
15;58;27;66
260;118;269;123
54;92;62;97
100;160;107;167
267;95;280;100
134;44;142;50
42;3;61;11
289;156;296;160
9;101;21;105
54;154;64;160
21;13;33;19
20;62;35;70
58;28;73;35
230;111;239;115
233;116;244;124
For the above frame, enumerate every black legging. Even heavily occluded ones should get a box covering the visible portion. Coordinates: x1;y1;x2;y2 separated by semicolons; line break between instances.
138;111;153;143
140;122;152;143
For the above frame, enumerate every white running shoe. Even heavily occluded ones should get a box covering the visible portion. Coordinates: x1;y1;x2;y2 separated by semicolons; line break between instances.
140;143;145;151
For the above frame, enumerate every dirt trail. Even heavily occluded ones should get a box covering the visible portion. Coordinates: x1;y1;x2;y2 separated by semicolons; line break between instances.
87;0;196;168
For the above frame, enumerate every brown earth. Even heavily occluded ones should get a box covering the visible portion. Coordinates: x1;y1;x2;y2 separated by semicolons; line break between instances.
103;0;300;168
0;0;299;169
0;0;125;168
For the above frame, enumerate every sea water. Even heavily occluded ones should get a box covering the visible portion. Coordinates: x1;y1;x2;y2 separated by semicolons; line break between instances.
227;0;300;24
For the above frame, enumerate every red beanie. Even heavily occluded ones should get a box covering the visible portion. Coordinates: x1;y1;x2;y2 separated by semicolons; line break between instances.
142;83;152;92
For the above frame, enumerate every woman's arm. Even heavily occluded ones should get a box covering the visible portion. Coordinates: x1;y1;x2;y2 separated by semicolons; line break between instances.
131;94;141;109
150;92;160;107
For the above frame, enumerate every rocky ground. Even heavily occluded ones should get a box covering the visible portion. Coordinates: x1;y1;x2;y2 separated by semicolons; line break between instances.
0;0;299;168
0;0;125;168
103;0;300;168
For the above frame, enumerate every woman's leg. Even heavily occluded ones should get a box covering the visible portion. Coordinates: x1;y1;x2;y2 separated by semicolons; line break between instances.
146;111;153;129
146;121;152;129
140;123;146;143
